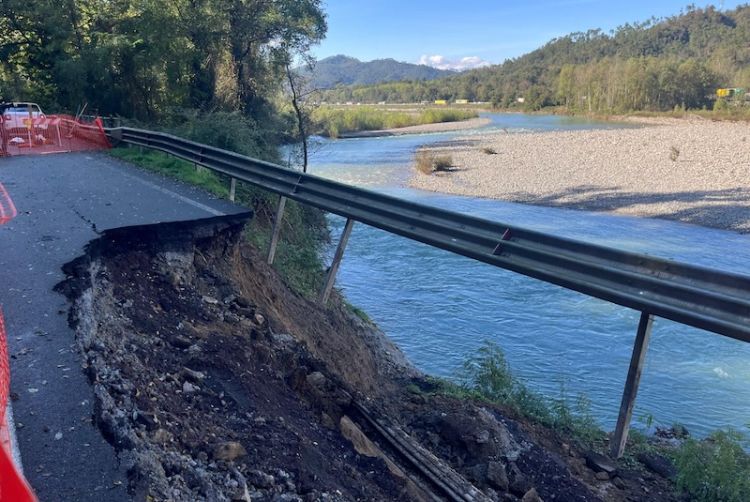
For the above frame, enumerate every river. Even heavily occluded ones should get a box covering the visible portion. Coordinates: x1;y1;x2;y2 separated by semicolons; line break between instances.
304;112;750;438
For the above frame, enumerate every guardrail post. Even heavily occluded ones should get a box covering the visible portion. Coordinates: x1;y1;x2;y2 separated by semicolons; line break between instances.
611;312;654;458
318;218;355;305
229;178;237;202
267;196;287;265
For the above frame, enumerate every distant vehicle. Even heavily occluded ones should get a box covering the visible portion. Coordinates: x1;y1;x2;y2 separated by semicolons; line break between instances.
0;102;47;131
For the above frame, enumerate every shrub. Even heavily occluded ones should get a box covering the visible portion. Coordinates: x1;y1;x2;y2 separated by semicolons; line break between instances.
669;146;680;162
433;155;453;171
674;430;750;502
415;151;453;174
459;342;604;446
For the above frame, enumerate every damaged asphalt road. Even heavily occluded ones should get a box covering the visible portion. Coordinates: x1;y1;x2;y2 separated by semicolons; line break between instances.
0;152;245;501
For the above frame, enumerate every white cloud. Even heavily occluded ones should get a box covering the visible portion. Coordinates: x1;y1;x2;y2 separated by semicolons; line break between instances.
417;54;492;71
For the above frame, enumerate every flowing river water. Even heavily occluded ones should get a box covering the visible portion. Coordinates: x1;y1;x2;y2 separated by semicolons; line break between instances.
304;113;750;437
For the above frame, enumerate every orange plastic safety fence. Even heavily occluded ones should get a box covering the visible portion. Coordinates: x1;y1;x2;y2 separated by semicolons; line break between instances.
0;309;8;431
0;186;37;501
2;114;110;157
0;184;17;225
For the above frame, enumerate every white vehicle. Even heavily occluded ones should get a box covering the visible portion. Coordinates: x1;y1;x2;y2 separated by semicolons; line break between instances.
1;102;47;131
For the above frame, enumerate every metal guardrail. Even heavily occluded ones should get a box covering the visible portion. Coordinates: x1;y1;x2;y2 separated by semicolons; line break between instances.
107;126;750;457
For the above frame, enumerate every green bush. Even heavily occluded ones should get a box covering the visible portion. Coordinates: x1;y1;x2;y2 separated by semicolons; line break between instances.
674;430;750;502
459;342;605;446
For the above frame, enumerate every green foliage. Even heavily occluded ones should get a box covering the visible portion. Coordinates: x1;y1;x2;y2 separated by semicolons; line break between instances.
674;430;750;502
459;342;605;447
321;5;750;114
312;106;477;137
0;0;327;124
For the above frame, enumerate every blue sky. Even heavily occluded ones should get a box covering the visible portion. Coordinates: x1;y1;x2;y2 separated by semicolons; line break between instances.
314;1;745;69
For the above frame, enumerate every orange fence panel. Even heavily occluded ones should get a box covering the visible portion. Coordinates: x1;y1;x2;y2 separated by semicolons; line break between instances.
2;115;110;157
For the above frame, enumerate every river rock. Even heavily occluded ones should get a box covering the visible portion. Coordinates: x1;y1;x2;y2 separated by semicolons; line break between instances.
213;441;247;462
521;488;543;502
637;452;677;479
487;460;509;491
585;451;617;475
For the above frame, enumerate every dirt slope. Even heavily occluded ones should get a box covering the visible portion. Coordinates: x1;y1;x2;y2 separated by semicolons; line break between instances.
55;213;677;501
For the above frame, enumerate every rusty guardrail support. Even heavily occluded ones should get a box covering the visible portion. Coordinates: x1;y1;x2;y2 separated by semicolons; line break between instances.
267;195;287;265
229;178;237;202
611;312;654;458
319;218;354;304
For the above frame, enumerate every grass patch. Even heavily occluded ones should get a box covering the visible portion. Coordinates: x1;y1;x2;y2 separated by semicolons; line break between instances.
415;150;454;174
344;300;372;323
431;342;606;448
313;106;478;137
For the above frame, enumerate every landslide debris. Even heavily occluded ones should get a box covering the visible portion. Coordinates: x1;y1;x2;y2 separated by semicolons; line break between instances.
56;213;678;501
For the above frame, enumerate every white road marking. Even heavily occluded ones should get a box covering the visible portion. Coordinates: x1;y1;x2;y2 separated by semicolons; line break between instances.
114;168;227;217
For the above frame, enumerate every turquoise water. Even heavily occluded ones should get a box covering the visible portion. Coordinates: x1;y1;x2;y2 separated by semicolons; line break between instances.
307;113;750;437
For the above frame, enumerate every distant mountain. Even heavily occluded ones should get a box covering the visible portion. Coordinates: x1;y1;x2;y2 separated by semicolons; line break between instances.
305;55;453;89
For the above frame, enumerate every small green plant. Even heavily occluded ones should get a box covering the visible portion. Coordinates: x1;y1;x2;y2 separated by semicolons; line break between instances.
481;147;498;155
459;342;604;447
674;429;750;502
344;300;372;323
669;146;680;162
639;412;656;429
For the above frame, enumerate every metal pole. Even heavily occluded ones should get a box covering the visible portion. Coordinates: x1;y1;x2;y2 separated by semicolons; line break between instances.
56;121;63;147
267;196;287;265
611;312;654;458
318;218;355;305
229;178;237;202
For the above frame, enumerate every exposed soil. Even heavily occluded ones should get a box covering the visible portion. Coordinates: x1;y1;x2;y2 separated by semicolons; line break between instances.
56;213;681;501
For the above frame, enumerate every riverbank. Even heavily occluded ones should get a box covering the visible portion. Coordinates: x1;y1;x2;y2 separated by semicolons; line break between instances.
338;116;491;138
410;117;750;233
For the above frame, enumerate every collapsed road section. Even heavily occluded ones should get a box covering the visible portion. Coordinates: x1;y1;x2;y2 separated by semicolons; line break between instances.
54;212;677;501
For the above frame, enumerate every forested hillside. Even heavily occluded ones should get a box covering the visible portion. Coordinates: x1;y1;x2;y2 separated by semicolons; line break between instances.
323;5;750;112
303;55;452;89
0;0;326;158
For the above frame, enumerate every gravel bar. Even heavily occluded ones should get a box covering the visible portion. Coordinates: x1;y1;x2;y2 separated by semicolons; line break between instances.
409;117;750;233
